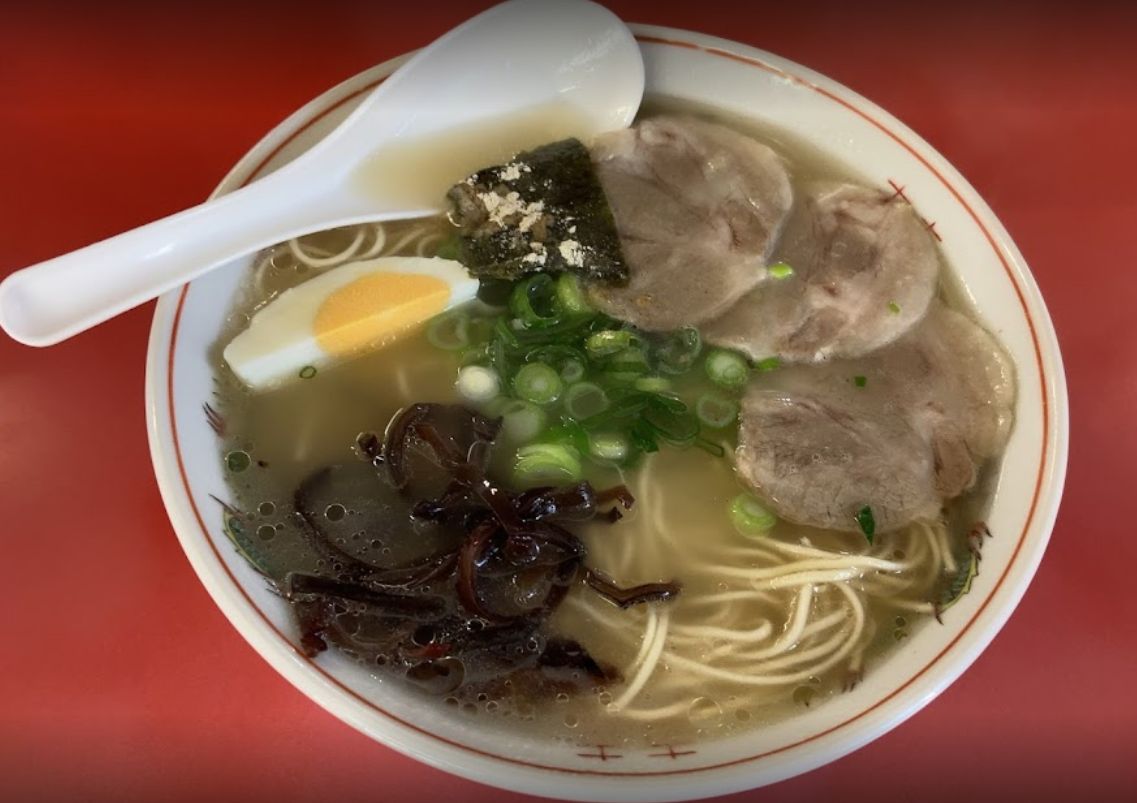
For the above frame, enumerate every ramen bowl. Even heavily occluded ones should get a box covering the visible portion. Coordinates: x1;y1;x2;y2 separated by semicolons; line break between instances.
145;25;1068;802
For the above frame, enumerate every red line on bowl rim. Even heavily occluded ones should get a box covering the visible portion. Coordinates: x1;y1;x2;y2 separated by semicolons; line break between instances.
164;34;1051;779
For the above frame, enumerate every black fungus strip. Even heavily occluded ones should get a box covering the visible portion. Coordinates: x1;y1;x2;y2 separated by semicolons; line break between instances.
383;404;431;491
286;402;673;701
456;520;511;622
292;467;377;583
514;482;635;523
287;573;447;618
364;551;460;590
584;568;681;609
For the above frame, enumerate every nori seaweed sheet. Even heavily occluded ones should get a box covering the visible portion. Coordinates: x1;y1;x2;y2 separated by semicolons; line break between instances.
446;138;627;284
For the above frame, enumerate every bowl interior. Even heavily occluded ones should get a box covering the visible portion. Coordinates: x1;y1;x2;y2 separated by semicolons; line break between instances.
146;25;1066;802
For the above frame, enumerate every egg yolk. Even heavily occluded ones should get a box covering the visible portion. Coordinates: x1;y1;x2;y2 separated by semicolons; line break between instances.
314;272;451;356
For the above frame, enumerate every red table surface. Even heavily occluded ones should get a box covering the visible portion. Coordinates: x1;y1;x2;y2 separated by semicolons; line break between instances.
1;1;1134;801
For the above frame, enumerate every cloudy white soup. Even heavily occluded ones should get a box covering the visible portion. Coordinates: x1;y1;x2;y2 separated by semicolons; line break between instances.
212;103;1015;747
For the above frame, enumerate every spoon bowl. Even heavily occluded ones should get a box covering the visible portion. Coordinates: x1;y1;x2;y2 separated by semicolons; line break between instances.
0;0;643;347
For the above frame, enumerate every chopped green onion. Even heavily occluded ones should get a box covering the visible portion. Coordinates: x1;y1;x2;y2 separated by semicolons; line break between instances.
629;419;660;454
434;235;461;261
633;376;672;393
604;346;650;378
426;311;470;351
509;273;560;328
856;505;876;543
513;443;583;485
488;336;510;376
768;261;795;279
588;431;630;463
755;356;781;373
888;301;901;314
643;397;699;445
541;420;589;452
498;399;546;444
696;393;740;429
704;348;749;389
459;342;492;366
854;375;867;388
554;272;593;316
562;381;610;420
654;327;702;375
645;392;687;414
560;359;585;383
694;437;726;457
493;316;520;348
298;365;317;379
579;391;649;431
585;329;637;358
730;494;778;535
455;365;500;404
512;362;562;405
466;315;496;341
511;314;595;345
528;345;587;383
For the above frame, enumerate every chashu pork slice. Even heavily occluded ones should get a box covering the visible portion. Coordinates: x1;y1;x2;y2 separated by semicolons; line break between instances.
735;302;1015;533
587;115;793;331
705;183;939;363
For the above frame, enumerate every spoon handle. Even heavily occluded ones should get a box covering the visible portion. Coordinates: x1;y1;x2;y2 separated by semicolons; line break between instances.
0;169;407;347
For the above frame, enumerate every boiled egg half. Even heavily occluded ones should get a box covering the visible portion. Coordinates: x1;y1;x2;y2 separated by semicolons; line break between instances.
224;256;477;390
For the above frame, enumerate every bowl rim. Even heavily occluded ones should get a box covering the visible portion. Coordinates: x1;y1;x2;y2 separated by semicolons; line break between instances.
145;23;1069;801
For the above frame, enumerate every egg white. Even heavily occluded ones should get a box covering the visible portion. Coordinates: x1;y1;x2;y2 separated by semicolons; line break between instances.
224;256;477;391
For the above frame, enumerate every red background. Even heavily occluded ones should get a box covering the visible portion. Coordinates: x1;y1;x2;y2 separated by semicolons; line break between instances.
1;1;1134;801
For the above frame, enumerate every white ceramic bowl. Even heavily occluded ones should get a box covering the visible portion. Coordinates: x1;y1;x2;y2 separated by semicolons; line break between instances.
146;26;1068;802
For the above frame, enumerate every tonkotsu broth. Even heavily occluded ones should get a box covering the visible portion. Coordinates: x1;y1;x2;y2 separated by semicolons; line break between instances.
212;107;989;748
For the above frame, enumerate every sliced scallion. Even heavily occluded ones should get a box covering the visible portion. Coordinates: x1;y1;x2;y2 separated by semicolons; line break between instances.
585;329;637;358
755;356;781;373
560;359;585;383
562;381;610;420
856;505;876;543
643;398;699;445
633;376;672;393
512;362;562;405
434;235;461;261
768;261;795;279
604;346;650;378
554;272;593;316
588;431;630;463
704;348;750;389
426;310;470;351
529;344;587;384
541;420;589;452
498;399;546;444
694;437;726;457
729;494;778;535
696;393;740;429
455;365;500;405
629;419;660;454
509;273;560;328
459;342;492;367
513;443;583;485
654;327;702;375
